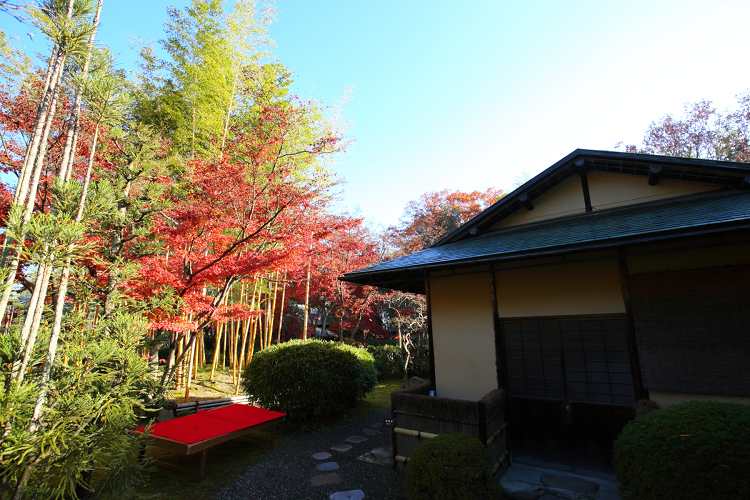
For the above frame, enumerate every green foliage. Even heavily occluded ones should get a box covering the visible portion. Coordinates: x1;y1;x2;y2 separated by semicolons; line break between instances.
366;344;430;380
405;433;502;500
0;310;159;499
613;401;750;500
240;339;376;424
0;30;34;92
410;346;431;378
366;344;403;379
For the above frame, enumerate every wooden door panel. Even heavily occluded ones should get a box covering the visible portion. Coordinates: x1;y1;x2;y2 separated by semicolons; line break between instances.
570;403;635;476
503;317;636;476
508;398;573;469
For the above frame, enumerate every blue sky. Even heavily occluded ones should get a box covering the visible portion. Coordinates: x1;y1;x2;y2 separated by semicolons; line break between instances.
3;0;750;228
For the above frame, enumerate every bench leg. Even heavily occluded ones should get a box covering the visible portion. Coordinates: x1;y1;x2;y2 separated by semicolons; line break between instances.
199;449;208;481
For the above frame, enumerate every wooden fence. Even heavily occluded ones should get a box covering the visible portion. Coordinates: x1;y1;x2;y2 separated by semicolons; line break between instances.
390;384;509;477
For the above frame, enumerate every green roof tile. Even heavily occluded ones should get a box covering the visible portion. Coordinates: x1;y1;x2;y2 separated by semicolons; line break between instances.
343;190;750;283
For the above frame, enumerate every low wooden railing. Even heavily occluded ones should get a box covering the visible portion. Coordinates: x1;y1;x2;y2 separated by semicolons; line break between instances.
174;395;251;418
390;384;508;477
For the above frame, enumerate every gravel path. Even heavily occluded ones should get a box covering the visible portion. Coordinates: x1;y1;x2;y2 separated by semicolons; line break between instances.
215;407;407;500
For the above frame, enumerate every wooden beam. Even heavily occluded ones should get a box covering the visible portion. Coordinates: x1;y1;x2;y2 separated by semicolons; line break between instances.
648;165;663;186
577;160;593;213
518;194;534;211
740;174;750;189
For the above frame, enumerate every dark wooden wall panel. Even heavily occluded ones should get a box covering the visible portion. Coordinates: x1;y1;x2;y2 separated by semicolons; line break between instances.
628;265;750;397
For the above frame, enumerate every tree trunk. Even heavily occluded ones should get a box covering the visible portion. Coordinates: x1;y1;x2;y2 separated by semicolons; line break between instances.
0;53;66;324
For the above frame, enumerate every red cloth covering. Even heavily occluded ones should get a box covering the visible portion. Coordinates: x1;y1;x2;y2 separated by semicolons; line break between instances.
136;404;286;444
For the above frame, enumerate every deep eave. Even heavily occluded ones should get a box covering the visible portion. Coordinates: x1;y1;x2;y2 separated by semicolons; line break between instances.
341;189;750;293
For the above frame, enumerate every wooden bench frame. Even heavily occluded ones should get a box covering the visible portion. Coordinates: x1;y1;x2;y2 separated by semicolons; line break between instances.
135;403;285;480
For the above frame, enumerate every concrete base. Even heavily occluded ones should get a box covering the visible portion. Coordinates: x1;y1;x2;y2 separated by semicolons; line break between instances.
500;464;620;500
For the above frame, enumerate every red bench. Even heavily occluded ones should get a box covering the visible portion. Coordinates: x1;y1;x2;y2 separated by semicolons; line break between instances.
134;404;286;480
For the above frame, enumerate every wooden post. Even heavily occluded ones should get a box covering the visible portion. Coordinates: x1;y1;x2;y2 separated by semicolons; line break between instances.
423;272;436;388
489;264;508;392
617;249;648;401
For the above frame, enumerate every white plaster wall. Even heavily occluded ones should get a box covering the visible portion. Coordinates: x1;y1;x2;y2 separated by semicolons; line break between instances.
430;273;498;401
495;259;625;318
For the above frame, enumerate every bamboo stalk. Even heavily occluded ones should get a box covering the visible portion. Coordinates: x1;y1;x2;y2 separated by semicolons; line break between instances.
241;315;251;368
209;321;222;382
193;330;200;378
221;321;227;369
175;334;184;388
183;337;196;403
231;320;240;385
247;316;257;364
268;274;278;345
276;273;287;344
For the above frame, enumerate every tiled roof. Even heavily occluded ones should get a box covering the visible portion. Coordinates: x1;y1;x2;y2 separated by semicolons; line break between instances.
341;190;750;291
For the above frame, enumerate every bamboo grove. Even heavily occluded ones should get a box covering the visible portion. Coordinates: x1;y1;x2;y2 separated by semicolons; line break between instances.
0;0;507;496
0;0;385;497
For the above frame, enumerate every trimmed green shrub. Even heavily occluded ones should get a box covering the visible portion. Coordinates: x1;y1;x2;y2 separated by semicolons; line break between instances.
240;339;377;423
366;345;403;379
410;346;431;378
613;400;750;500
405;433;502;500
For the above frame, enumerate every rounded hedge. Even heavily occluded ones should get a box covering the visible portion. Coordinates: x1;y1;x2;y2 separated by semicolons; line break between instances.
613;400;750;500
366;345;403;379
405;433;502;500
240;339;376;423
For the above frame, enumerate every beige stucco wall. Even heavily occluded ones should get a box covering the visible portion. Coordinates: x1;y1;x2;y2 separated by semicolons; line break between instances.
494;176;585;229
587;171;717;211
493;172;717;230
649;391;750;407
430;273;498;401
495;259;625;318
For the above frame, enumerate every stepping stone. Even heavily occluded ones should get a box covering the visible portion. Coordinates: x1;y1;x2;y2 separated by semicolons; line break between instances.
310;474;342;486
362;428;381;436
540;473;600;494
331;444;352;453
356;447;392;467
330;490;365;500
312;452;332;460
345;435;368;444
317;461;340;471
